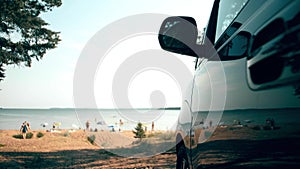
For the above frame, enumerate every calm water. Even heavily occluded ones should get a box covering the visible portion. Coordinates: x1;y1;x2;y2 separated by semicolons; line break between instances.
1;108;299;131
0;108;180;131
195;108;300;128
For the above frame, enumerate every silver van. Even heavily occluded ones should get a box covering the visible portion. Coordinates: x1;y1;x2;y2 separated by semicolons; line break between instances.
158;0;300;168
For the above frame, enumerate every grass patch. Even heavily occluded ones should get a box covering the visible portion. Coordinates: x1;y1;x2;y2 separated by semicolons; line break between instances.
87;135;96;144
147;133;155;138
147;131;175;141
146;131;162;138
62;131;70;137
36;132;44;138
13;132;33;139
26;132;33;139
12;134;23;139
157;131;175;140
0;144;5;147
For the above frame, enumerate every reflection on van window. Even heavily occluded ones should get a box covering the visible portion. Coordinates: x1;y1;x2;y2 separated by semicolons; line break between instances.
218;31;250;59
216;0;248;41
215;22;241;49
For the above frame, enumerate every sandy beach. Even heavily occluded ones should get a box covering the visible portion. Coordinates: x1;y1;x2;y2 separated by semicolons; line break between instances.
0;129;176;169
1;124;300;168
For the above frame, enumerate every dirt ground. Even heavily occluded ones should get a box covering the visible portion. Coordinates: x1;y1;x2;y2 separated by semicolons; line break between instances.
0;130;176;169
2;125;300;169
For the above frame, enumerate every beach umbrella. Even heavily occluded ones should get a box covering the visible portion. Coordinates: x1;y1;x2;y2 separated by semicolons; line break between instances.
108;125;115;132
54;122;62;128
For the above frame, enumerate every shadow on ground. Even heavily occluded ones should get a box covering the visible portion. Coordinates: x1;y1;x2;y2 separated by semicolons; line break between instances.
0;148;176;169
194;137;300;169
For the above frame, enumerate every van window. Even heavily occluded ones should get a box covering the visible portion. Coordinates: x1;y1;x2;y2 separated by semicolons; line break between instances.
215;0;248;42
218;31;250;60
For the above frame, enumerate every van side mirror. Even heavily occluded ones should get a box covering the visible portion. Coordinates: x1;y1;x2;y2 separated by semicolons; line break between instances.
158;16;199;57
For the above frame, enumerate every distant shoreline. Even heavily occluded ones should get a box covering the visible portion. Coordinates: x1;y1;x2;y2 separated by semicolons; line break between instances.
1;107;299;111
0;107;181;111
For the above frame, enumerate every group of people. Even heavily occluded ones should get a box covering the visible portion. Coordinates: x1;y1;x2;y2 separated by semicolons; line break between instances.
85;119;124;132
19;121;30;139
18;120;157;138
85;119;156;132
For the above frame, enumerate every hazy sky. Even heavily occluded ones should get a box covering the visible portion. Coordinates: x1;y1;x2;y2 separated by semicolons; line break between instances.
0;0;214;108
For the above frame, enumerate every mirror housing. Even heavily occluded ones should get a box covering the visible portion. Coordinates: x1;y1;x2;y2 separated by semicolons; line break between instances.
158;16;199;57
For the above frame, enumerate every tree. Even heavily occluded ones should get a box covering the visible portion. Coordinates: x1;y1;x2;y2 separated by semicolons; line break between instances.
132;122;146;140
0;0;62;81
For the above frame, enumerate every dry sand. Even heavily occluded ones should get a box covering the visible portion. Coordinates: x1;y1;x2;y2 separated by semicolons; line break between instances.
2;125;300;168
0;130;176;169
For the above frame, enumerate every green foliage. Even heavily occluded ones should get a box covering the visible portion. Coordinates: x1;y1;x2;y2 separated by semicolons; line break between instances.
12;134;23;139
62;131;69;137
26;132;33;139
13;132;33;139
0;144;5;147
0;0;62;81
36;132;44;138
146;131;175;140
132;122;146;140
87;135;96;144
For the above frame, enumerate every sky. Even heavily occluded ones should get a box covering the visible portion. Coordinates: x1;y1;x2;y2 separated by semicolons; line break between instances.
0;0;214;108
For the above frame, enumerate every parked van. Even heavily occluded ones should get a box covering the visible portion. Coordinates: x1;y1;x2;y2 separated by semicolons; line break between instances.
158;0;300;168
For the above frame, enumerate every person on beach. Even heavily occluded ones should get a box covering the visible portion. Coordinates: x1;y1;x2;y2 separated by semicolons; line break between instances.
86;120;90;130
152;121;155;132
20;121;30;139
119;119;123;132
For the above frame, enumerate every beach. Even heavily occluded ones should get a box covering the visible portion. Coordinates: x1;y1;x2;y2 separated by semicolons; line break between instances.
0;129;176;169
1;122;300;168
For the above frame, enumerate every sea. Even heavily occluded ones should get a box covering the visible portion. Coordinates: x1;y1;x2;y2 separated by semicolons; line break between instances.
1;108;299;131
0;108;180;131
